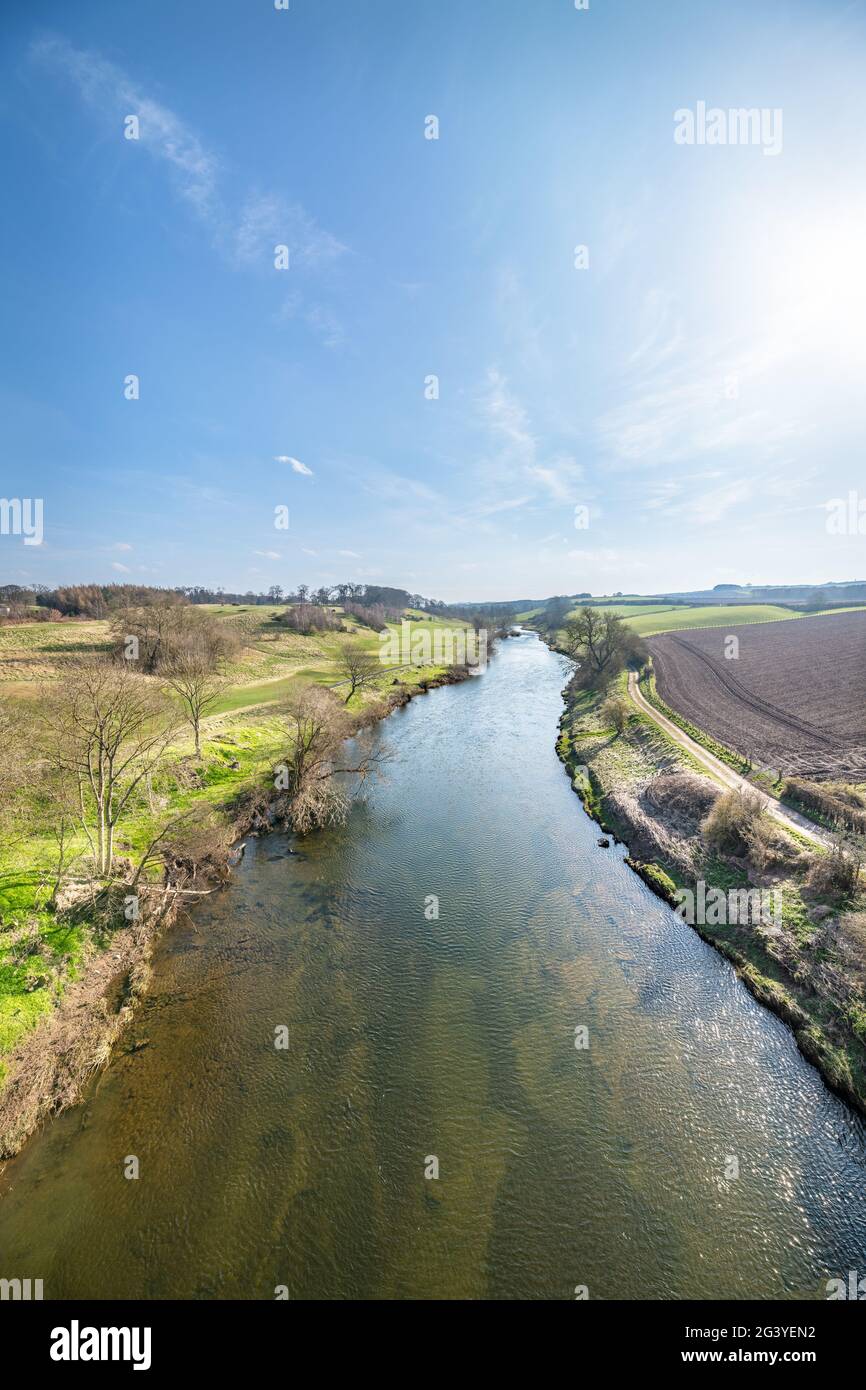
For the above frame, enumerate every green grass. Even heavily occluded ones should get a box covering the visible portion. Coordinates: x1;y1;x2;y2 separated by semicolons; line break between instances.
576;603;679;620
0;607;477;1070
637;669;753;776
622;603;799;635
556;601;866;639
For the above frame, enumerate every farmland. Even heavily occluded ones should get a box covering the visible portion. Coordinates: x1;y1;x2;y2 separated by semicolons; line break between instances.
649;610;866;780
623;603;801;635
567;601;866;636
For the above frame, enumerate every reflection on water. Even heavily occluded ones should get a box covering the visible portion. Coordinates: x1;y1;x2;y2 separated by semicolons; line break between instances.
1;633;865;1299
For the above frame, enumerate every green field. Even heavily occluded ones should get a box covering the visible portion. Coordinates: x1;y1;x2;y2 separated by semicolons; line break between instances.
560;601;866;637
622;603;797;635
0;605;474;1067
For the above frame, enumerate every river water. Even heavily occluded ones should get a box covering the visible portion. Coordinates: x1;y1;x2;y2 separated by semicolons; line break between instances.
1;631;865;1299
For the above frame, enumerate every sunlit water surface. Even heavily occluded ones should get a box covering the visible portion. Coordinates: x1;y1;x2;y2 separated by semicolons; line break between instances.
1;633;865;1299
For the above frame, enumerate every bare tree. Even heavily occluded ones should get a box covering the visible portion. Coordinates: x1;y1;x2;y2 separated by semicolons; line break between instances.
162;649;230;757
45;661;178;878
0;701;32;846
564;608;646;688
109;599;239;674
335;640;381;703
275;684;388;833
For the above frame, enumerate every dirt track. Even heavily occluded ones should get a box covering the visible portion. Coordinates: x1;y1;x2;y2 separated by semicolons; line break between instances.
627;672;830;847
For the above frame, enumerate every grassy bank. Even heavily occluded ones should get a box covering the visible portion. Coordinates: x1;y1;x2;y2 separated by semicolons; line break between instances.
0;606;474;1146
556;670;866;1116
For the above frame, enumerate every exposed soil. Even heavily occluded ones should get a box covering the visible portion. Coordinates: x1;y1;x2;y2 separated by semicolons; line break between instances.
649;610;866;779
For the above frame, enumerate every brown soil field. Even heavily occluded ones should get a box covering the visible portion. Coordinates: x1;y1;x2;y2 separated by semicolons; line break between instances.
648;611;866;780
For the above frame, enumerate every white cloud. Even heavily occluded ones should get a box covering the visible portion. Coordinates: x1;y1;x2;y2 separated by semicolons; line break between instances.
31;36;219;222
596;292;802;472
478;369;584;505
253;549;281;560
305;304;346;350
483;368;536;462
526;458;584;504
474;495;530;516
234;195;346;272
30;35;346;292
682;478;754;525
111;561;131;573
275;455;313;476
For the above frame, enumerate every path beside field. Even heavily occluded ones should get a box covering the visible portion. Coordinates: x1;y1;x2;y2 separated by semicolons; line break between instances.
627;672;832;847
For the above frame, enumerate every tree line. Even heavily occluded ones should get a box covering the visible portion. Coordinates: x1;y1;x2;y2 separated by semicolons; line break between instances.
0;582;449;619
0;597;477;908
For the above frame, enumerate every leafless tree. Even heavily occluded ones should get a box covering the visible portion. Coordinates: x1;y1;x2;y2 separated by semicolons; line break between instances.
564;608;646;687
275;684;388;833
335;640;382;703
0;701;32;844
44;661;178;878
109;599;239;674
162;648;231;757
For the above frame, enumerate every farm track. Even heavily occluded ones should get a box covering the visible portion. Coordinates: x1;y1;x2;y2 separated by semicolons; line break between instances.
627;673;830;846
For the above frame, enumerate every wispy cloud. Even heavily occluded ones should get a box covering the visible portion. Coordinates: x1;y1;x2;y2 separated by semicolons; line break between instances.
234;194;346;271
30;35;346;288
275;455;313;476
479;369;584;505
597;289;800;471
304;303;347;349
681;477;754;525
474;495;531;516
31;35;220;221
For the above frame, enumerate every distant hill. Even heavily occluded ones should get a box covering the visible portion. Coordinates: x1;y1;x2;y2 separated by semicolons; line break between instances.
479;581;866;612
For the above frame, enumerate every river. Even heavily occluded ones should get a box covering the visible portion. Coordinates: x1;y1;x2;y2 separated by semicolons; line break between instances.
1;630;865;1299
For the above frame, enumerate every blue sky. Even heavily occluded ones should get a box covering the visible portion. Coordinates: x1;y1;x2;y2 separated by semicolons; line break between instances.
2;0;865;602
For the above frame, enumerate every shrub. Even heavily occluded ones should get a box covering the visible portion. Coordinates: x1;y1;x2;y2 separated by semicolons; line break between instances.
805;837;863;901
643;773;719;825
601;695;631;734
274;603;343;635
784;777;866;835
701;788;767;857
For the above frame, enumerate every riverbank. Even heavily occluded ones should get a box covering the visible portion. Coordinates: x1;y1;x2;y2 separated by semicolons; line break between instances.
5;627;866;1300
555;663;866;1117
0;655;477;1158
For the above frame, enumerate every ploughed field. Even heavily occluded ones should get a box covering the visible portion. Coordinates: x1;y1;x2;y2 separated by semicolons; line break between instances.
648;610;866;780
